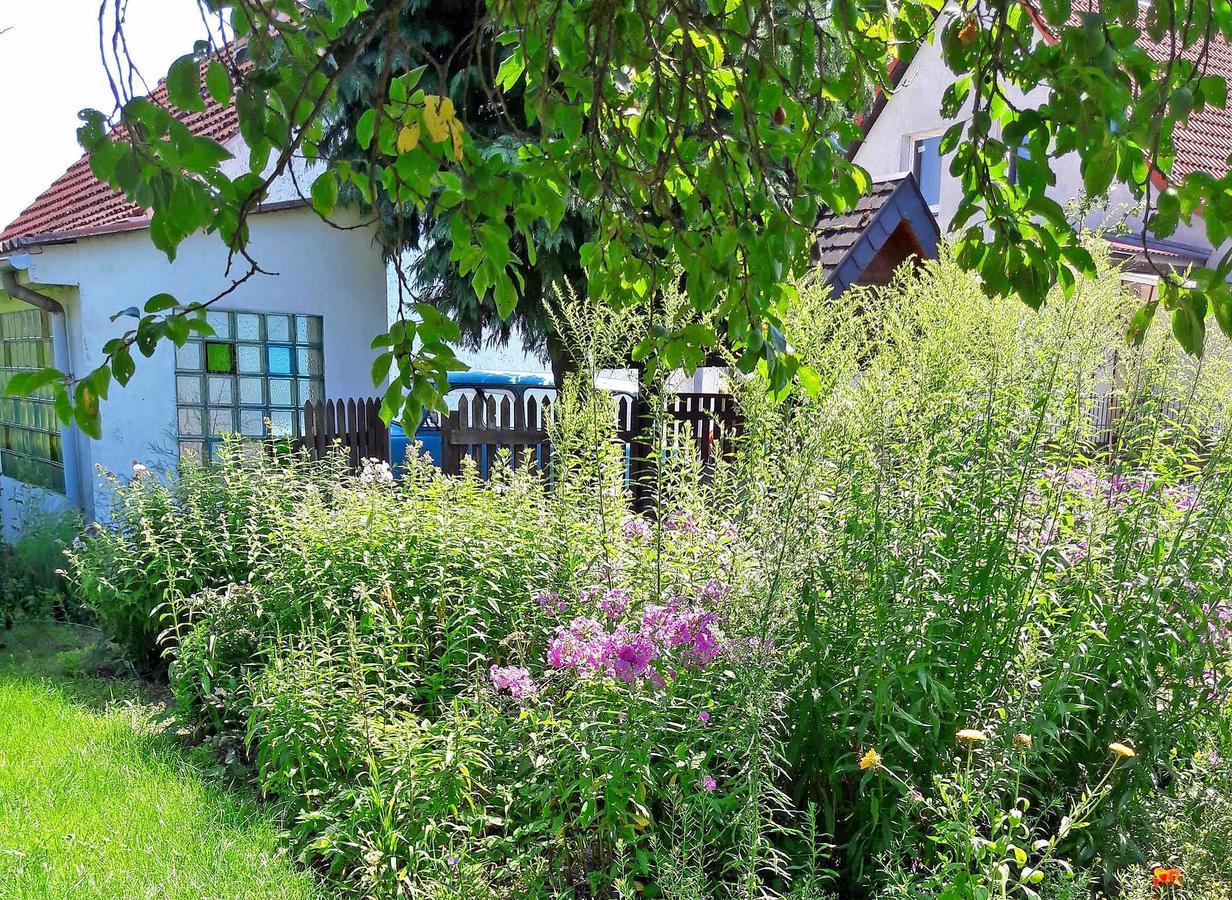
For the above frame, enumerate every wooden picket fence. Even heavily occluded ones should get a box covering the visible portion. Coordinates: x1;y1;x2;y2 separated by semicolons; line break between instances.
295;397;390;467
439;389;741;479
439;391;555;477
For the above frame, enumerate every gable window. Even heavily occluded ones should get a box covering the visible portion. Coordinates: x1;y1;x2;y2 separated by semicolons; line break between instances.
0;307;64;493
912;134;943;208
175;310;324;461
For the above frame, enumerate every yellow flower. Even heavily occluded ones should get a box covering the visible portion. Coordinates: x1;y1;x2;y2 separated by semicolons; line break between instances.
956;728;987;744
1109;741;1137;759
858;749;883;771
1012;733;1033;751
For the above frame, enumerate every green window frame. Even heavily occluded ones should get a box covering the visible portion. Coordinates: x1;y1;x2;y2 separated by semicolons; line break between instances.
0;307;65;493
174;310;325;461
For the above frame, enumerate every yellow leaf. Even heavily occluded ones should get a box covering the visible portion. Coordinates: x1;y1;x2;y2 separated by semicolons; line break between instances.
397;123;420;154
423;95;455;143
451;124;464;162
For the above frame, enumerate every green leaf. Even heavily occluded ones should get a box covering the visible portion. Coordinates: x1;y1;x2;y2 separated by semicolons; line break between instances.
1171;297;1205;355
371;351;394;386
144;293;179;313
205;61;233;106
356;109;376;150
311;171;339;216
167;55;205;112
3;368;63;396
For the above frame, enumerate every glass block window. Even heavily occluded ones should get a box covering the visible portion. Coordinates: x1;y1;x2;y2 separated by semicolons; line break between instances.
175;311;324;461
0;307;64;493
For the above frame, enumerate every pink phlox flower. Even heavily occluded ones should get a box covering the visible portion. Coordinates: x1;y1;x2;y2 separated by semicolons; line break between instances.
489;664;536;699
699;579;732;604
664;511;699;533
623;517;652;540
600;588;630;618
606;628;658;682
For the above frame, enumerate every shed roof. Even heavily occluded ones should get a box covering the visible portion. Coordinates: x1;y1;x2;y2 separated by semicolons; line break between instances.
814;173;940;294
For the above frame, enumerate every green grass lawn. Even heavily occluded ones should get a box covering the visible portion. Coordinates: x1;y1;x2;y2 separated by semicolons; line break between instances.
0;621;326;899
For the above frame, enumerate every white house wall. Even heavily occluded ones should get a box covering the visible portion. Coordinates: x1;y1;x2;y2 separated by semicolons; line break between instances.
853;27;1221;262
9;205;387;529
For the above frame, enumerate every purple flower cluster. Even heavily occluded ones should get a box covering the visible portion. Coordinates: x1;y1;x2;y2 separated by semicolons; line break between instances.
623;517;652;540
546;597;727;684
699;579;732;604
664;511;699;533
599;588;630;618
489;665;536;699
1205;602;1232;646
535;590;568;618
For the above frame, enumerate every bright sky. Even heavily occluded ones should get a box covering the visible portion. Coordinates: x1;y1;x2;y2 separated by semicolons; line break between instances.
0;1;212;226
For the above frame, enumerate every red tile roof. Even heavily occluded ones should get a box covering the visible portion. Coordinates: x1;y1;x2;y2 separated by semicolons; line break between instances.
1023;0;1232;181
1;59;239;249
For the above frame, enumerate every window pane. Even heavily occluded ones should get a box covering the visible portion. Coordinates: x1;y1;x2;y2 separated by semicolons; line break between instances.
178;407;203;436
267;345;293;376
268;409;294;436
295;315;322;344
176;376;203;404
239;409;266;437
206;310;232;339
296;346;323;376
206;342;235;374
913;135;942;207
298;378;324;405
0;307;64;493
266;315;291;342
208;408;236;436
207;376;235;405
176;341;203;371
238;377;264;405
237;344;263;374
268;379;294;408
175;311;325;464
235;313;261;341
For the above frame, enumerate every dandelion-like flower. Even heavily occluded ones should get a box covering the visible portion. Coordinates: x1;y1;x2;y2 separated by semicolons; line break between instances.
956;728;987;744
1109;741;1137;759
858;749;882;771
1012;733;1033;751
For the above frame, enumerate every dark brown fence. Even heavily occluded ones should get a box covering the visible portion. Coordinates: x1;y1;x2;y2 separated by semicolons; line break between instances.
665;392;742;464
440;390;741;481
439;392;554;477
296;397;389;467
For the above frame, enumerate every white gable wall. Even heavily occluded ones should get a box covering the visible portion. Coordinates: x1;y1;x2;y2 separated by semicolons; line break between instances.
853;27;1220;263
4;204;387;533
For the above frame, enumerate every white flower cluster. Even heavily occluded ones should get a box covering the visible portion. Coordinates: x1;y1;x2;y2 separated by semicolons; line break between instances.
359;457;394;484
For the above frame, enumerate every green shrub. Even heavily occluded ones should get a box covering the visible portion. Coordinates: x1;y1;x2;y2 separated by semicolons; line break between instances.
67;248;1232;898
1;507;82;627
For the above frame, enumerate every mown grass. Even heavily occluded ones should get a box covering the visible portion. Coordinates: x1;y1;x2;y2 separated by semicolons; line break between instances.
0;621;325;900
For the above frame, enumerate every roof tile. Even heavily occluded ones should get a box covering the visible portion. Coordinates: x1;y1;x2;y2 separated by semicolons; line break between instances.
1;58;239;247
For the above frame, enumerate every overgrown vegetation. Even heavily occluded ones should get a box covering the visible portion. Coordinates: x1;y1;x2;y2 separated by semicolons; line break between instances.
0;508;82;629
65;251;1232;897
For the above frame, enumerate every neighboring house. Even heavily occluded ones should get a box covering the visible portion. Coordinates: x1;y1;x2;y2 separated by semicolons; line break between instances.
848;1;1232;287
0;71;388;537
